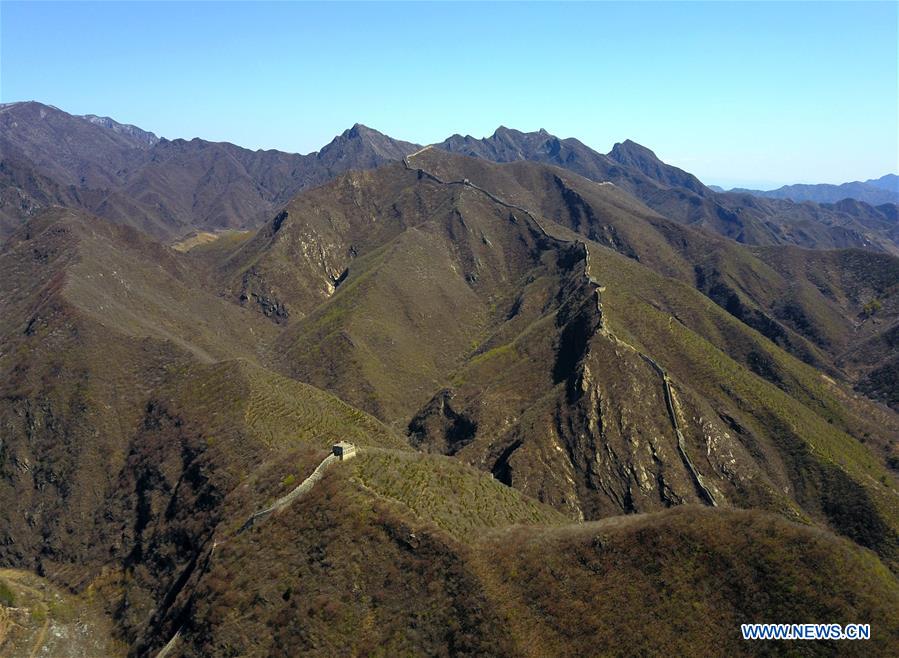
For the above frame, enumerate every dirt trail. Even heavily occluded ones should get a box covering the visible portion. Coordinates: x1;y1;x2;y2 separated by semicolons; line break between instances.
0;569;119;658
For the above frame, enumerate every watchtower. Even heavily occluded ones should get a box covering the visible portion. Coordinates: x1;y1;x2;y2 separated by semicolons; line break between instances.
332;441;357;461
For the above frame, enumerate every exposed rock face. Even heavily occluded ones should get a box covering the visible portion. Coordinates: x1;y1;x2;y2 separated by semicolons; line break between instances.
81;114;160;147
407;236;745;522
408;389;478;455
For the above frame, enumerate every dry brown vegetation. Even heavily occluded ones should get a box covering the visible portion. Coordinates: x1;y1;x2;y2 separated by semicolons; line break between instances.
0;132;897;655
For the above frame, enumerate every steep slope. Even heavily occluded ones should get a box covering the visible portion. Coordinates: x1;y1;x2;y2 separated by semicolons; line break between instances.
315;123;419;174
0;208;280;568
436;127;899;253
0;102;155;188
119;126;419;234
151;469;899;657
725;246;899;411
268;163;570;421
204;149;899;569
0;102;419;239
0;210;424;652
91;423;897;657
607;138;710;195
0;156;86;236
5;347;896;657
412;148;899;414
212;163;440;323
586;246;899;559
88;360;408;646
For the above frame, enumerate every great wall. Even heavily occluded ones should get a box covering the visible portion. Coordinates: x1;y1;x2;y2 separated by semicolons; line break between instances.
154;154;720;657
404;148;717;509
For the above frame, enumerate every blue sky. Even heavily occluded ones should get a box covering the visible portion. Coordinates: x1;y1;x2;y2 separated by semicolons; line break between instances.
1;1;896;188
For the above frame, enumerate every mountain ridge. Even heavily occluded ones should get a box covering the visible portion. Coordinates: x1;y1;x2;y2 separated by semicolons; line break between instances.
2;101;897;256
0;101;420;239
728;173;899;205
434;126;899;254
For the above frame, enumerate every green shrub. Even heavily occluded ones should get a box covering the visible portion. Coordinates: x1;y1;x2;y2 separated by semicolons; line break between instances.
0;579;14;606
861;299;882;318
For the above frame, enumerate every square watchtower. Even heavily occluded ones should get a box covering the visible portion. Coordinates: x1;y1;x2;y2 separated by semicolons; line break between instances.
332;441;357;461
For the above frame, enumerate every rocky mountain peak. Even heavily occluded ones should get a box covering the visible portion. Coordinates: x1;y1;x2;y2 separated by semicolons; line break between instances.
608;139;662;165
80;114;159;147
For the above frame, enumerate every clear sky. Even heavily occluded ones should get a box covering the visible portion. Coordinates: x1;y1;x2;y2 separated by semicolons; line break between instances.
1;1;896;188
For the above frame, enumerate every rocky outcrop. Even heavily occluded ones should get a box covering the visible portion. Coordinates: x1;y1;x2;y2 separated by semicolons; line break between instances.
403;151;728;521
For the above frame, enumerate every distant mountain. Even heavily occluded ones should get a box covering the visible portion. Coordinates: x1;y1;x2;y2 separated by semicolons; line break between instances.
866;173;899;193
2;103;897;255
729;175;899;205
0;101;154;188
0;101;420;239
317;123;418;172
435;126;669;198
436;127;899;254
607;139;709;195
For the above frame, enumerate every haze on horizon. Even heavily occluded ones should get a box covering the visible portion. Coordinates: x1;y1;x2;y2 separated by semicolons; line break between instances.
1;1;896;189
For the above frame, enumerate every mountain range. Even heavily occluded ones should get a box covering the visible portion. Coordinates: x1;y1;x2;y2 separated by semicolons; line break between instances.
0;101;419;240
1;102;898;656
720;174;899;206
3;102;897;255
